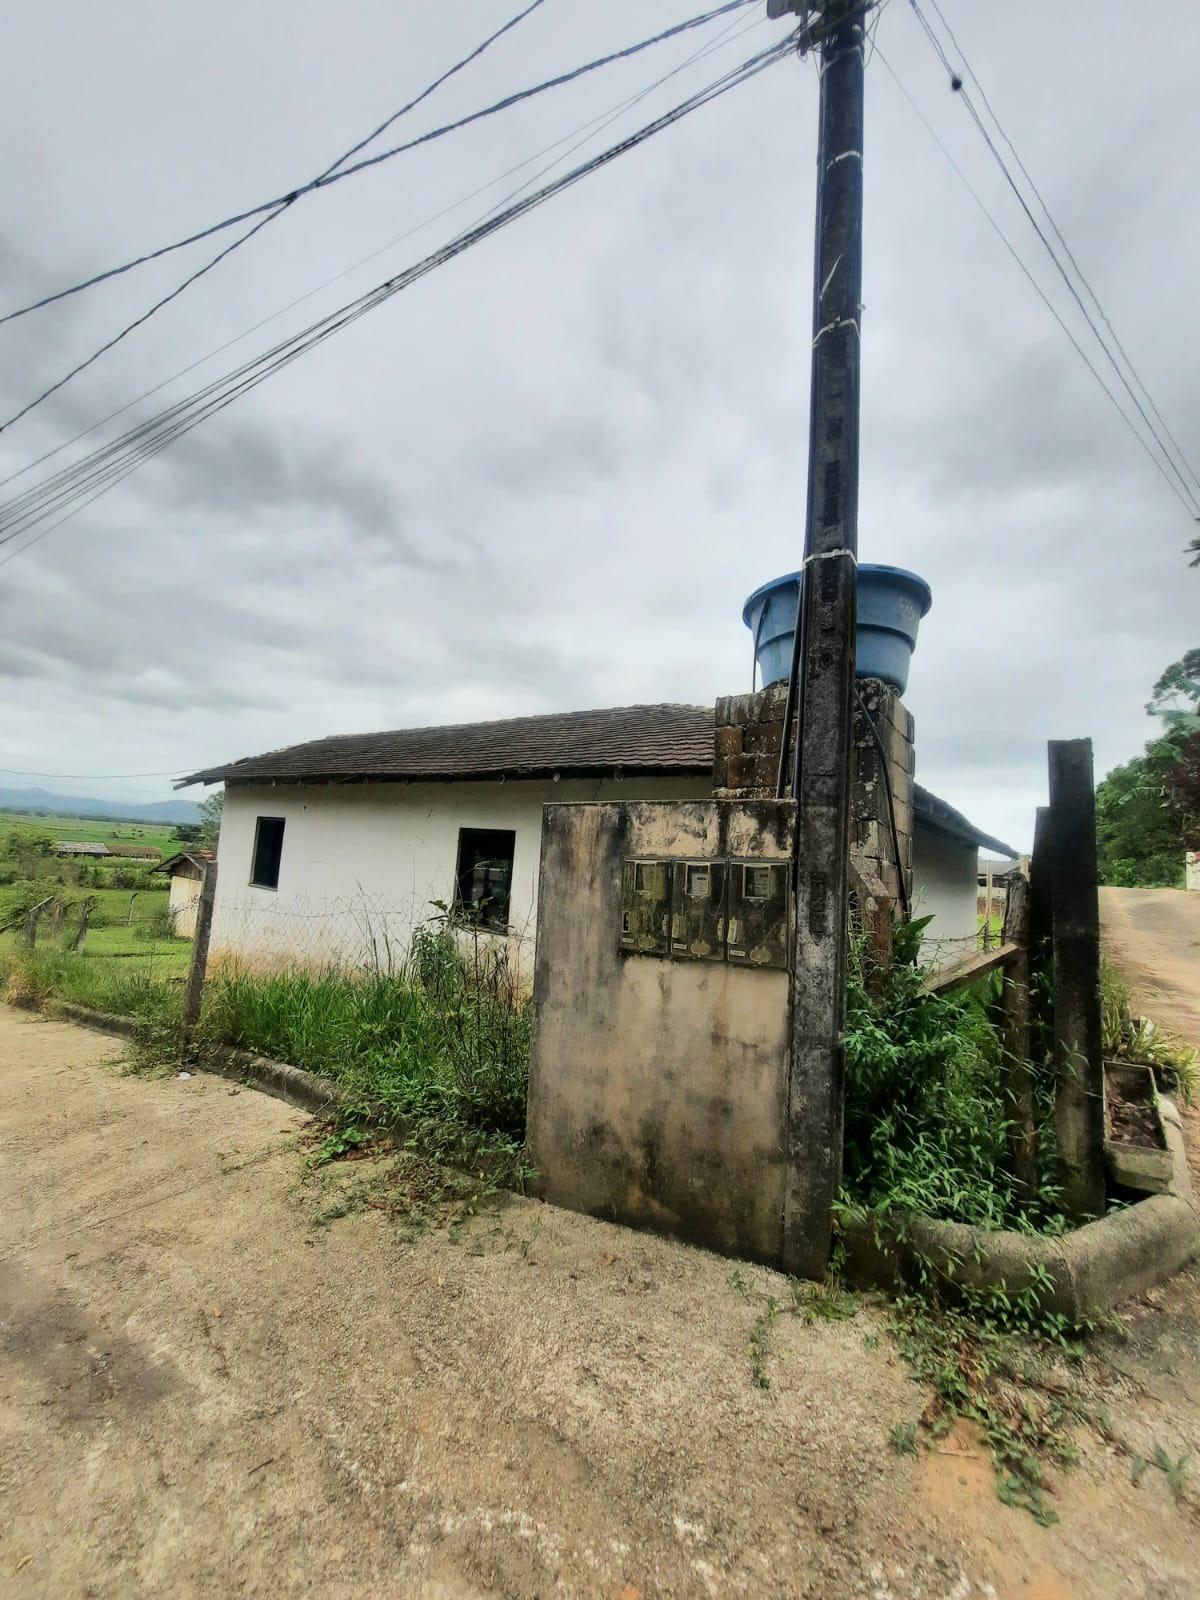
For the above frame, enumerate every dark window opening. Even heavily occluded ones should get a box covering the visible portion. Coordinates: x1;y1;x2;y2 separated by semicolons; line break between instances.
454;828;515;931
250;816;285;890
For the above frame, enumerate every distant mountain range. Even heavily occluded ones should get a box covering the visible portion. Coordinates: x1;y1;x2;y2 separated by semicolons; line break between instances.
0;785;201;826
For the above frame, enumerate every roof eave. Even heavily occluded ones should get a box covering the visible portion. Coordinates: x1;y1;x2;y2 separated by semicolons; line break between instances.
181;761;714;789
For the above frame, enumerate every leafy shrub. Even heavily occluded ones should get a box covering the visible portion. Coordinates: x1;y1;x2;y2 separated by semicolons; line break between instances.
841;918;1059;1231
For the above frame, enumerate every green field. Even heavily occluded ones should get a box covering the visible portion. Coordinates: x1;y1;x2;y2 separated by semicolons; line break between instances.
0;809;189;854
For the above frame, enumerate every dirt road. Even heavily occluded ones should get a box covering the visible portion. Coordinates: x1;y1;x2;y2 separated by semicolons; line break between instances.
2;1006;1198;1599
1100;886;1200;1050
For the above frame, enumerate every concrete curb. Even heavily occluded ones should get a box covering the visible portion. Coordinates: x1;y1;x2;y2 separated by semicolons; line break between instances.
842;1097;1200;1320
204;1047;342;1116
44;1000;142;1041
41;999;1196;1306
42;1000;341;1117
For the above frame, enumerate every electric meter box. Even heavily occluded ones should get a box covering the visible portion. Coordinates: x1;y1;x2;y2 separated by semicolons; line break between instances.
618;859;671;956
726;859;789;969
670;859;727;961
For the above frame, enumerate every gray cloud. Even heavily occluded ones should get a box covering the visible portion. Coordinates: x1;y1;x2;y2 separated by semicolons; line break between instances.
0;0;1196;848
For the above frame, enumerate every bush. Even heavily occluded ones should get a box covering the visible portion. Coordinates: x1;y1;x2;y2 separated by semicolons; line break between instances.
197;924;531;1169
135;906;177;942
841;918;1059;1232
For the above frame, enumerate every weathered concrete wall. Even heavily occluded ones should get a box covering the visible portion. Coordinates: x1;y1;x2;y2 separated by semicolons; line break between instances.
526;800;794;1265
168;873;202;939
713;677;914;904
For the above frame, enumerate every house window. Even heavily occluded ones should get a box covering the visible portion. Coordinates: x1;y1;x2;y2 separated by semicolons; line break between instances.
250;816;285;890
454;828;515;931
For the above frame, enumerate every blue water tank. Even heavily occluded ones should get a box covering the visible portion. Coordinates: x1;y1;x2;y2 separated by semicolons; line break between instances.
742;564;932;694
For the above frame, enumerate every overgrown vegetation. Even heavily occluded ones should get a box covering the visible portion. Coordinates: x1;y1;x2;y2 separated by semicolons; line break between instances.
1101;954;1197;1101
197;926;531;1180
888;1267;1094;1526
841;916;1060;1232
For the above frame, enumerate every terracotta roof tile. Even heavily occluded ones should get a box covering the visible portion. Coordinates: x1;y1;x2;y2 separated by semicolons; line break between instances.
180;704;716;788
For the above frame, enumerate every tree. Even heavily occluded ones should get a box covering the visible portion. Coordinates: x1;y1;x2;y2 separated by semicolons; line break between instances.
199;790;224;853
1097;650;1199;887
1146;648;1200;724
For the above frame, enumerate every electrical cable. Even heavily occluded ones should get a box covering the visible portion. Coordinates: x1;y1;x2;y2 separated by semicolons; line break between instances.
0;0;552;436
0;30;768;540
872;44;1200;524
922;0;1200;504
0;2;759;436
0;2;754;331
0;766;188;778
0;5;767;496
0;9;773;545
853;681;911;922
0;34;800;566
906;0;1200;519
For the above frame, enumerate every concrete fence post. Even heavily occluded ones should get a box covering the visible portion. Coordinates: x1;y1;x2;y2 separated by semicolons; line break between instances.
999;871;1037;1205
183;859;218;1032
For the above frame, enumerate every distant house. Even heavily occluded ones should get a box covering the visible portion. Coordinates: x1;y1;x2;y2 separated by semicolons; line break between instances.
106;843;163;861
53;841;109;858
155;850;213;938
179;704;1014;972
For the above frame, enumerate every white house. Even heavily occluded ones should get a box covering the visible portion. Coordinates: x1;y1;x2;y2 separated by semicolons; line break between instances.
180;703;1013;975
155;850;214;939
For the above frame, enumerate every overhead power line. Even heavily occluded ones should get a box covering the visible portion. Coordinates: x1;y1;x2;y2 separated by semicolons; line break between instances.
0;0;548;437
0;1;754;332
0;33;801;569
0;12;778;539
0;766;188;779
0;6;768;498
0;1;758;438
872;45;1200;522
906;0;1200;519
921;0;1200;505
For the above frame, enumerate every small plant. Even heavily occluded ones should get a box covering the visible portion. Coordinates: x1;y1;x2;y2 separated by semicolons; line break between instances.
310;1125;370;1167
889;1421;918;1456
1153;1445;1191;1503
885;1265;1099;1526
749;1300;779;1390
1101;955;1197;1101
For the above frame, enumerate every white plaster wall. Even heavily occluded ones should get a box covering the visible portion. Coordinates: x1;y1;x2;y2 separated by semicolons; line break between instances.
210;775;712;975
911;823;980;962
168;873;201;939
209;777;984;974
1187;851;1200;892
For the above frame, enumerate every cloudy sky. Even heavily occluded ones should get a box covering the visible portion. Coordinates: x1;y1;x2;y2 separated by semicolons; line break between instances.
1;0;1197;849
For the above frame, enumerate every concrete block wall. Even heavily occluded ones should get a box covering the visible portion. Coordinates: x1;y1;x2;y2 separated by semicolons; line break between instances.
713;676;914;904
527;799;796;1265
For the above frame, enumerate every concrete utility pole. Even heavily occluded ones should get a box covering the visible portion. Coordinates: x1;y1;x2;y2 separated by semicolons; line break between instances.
772;0;868;1277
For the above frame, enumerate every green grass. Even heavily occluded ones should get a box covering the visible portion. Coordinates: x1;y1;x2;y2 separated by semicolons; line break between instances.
0;923;531;1182
198;928;531;1175
0;809;188;852
0;809;187;849
0;943;185;1024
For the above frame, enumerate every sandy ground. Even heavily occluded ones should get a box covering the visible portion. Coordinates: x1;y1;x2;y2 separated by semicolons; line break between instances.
1099;886;1200;1053
1;993;1199;1598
